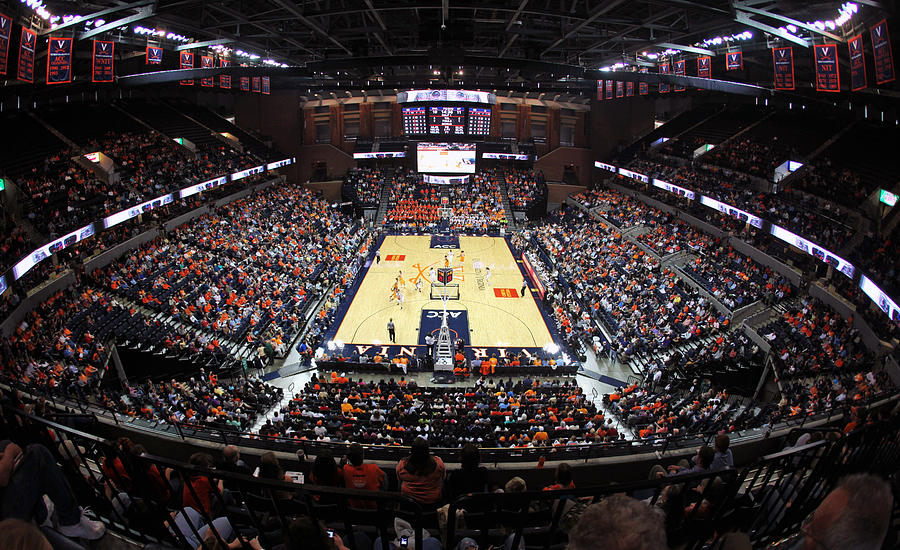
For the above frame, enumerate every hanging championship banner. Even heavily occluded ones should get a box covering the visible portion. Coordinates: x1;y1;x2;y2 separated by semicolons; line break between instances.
814;44;840;92
697;56;711;79
615;80;624;98
240;76;250;91
261;76;270;94
605;79;613;99
92;40;114;82
219;58;231;89
659;62;670;93
251;76;261;92
46;37;72;84
596;80;603;100
726;51;743;71
17;27;37;83
0;13;11;76
772;47;794;90
179;52;193;85
639;68;648;95
200;55;214;87
870;19;894;84
625;80;634;96
673;59;685;91
146;46;162;65
848;34;867;91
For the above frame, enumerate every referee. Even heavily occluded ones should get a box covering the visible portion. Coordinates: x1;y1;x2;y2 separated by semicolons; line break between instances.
387;318;395;343
521;278;528;298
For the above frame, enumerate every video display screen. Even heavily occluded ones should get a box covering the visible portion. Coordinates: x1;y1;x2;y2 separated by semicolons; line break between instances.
859;275;900;325
417;142;476;174
770;224;855;278
700;196;765;229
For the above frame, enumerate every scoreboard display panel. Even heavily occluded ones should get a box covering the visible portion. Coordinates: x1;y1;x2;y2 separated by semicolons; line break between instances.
467;107;491;135
428;106;466;135
401;102;492;136
402;107;428;135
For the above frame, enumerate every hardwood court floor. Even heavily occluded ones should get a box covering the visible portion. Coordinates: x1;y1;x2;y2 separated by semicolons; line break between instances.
332;235;554;348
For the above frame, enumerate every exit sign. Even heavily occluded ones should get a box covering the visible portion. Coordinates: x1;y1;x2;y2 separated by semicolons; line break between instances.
880;189;898;207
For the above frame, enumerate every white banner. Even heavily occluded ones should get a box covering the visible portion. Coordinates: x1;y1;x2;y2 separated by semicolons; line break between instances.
594;161;616;172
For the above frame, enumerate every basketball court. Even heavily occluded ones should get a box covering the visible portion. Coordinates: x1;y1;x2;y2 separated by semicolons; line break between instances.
331;235;555;350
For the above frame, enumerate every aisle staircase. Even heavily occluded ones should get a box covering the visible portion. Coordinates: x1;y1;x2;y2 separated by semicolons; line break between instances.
499;182;517;230
375;186;392;226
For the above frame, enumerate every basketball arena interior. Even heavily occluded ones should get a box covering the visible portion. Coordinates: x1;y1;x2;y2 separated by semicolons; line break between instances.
0;1;899;549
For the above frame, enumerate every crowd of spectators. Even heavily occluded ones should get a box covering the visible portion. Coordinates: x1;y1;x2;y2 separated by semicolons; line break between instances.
530;205;726;362
385;178;442;229
704;137;785;179
501;168;546;211
343;168;407;208
446;173;507;231
762;297;869;382
93;184;369;355
18;148;123;237
792;158;872;208
618;157;857;254
637;217;714;257
15;131;265;240
682;243;793;311
259;374;617;449
605;378;760;440
385;172;507;233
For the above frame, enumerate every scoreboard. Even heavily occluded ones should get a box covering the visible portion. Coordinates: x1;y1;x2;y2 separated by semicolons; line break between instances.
402;102;491;136
402;107;428;135
428;106;466;135
467;107;491;135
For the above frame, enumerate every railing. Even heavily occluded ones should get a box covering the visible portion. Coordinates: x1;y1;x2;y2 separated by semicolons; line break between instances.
2;399;898;550
5;370;896;466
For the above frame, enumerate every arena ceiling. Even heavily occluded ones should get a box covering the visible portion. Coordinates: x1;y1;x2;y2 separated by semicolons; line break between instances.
25;1;892;99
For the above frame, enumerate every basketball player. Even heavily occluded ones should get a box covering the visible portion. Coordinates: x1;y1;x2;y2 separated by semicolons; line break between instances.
389;280;399;303
484;267;492;284
429;266;436;283
459;250;465;263
398;271;406;288
448;249;454;266
444;254;450;268
415;278;423;293
397;289;405;310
